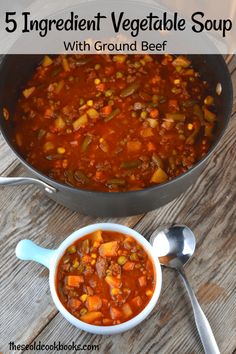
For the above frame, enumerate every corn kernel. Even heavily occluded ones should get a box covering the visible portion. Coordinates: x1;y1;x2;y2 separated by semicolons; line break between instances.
116;71;123;79
91;253;97;259
111;288;120;295
80;294;88;302
80;308;87;315
174;79;180;85
57;147;66;154
95;64;101;70
91;259;96;265
187;123;193;130
87;100;93;107
94;78;101;85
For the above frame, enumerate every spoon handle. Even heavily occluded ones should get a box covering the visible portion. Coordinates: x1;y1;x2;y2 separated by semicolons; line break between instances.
178;268;220;354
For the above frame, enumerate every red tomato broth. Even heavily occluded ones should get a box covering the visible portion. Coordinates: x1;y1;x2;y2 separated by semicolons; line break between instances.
56;230;156;326
12;54;217;192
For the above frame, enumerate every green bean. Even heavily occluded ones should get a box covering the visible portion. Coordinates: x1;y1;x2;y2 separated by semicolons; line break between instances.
107;178;126;186
104;108;121;122
76;57;92;66
165;113;186;122
51;68;61;77
120;160;141;169
74;170;89;184
120;82;140;98
45;154;63;160
182;99;196;107
81;136;92;152
37;129;46;140
152;154;164;169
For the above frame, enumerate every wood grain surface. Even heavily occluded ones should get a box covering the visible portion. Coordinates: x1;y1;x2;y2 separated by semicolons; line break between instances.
0;56;235;354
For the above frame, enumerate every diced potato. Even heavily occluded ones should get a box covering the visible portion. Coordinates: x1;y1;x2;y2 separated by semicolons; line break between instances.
86;295;102;311
43;141;54;152
131;296;142;307
42;55;53;67
99;241;119;257
127;141;142;152
122;303;133;318
113;55;127;63
91;230;103;243
138;276;147;287
80;311;103;324
73;114;88;131
55;80;65;94
105;275;121;288
103;318;113;325
87;108;99;119
62;57;70;72
172;56;191;68
150;168;168;184
110;307;122;320
23;87;35;98
123;261;135;271
54;116;66;130
147;118;158;128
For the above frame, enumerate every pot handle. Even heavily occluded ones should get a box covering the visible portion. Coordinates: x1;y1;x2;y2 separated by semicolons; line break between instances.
16;239;57;269
0;176;56;194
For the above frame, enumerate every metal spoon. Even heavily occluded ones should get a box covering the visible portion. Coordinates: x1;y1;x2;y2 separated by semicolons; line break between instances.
150;225;220;354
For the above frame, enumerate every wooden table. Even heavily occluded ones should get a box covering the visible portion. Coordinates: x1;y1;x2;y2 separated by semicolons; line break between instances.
0;56;235;354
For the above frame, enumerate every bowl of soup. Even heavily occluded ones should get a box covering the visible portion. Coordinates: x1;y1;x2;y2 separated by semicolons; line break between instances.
15;223;162;334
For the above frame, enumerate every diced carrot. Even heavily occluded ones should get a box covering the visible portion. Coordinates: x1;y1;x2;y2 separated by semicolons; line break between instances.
105;275;121;288
80;311;103;324
131;296;142;307
140;127;154;138
147;142;156;152
123;261;135;271
96;83;105;92
94;171;105;181
122;303;133;318
138;276;147;287
101;105;112;115
110;306;122;320
67;275;84;287
150;109;159;118
44;108;54;119
127;141;142;152
99;241;119;257
69;298;82;309
86;295;102;311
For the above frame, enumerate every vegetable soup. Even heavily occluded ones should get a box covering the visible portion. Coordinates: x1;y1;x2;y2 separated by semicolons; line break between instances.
12;54;217;191
56;230;156;326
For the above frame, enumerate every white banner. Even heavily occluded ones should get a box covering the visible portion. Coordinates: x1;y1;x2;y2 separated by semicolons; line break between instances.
0;0;235;54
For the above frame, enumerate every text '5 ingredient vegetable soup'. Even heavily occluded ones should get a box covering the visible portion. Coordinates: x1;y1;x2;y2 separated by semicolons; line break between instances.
12;54;218;192
56;230;156;326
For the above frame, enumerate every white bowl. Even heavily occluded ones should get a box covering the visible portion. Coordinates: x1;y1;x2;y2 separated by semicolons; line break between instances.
15;223;162;334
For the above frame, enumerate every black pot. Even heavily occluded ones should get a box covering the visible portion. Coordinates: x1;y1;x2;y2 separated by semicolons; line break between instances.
0;55;233;216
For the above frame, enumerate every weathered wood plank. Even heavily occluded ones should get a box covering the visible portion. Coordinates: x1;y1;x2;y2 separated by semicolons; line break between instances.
0;133;17;175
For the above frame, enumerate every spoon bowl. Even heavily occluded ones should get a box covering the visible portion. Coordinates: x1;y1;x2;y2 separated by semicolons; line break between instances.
150;224;196;269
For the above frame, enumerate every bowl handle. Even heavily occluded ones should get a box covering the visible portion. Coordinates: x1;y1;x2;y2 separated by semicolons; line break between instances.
0;176;56;194
15;239;57;269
